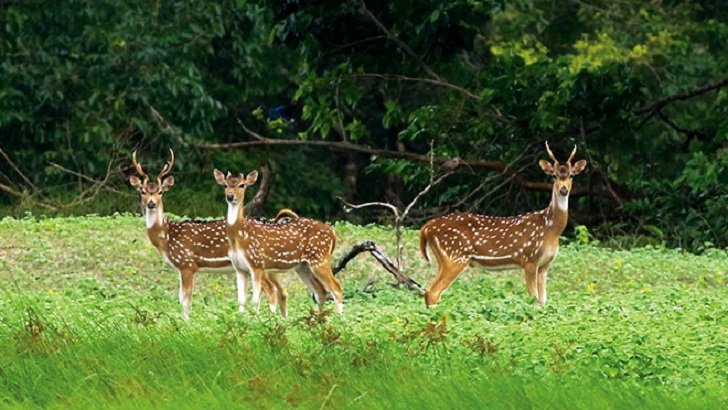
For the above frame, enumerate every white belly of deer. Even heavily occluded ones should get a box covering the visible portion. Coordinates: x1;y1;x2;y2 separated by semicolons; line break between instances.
198;266;235;273
470;255;521;271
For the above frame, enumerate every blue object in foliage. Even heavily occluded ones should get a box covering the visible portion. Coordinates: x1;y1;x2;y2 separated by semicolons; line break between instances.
268;105;294;122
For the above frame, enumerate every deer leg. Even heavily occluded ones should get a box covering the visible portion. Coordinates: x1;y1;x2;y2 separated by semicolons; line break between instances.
524;262;538;298
249;269;264;314
269;274;288;318
537;264;550;305
295;267;327;311
235;268;250;313
178;269;195;321
258;271;278;315
425;261;467;307
310;263;344;314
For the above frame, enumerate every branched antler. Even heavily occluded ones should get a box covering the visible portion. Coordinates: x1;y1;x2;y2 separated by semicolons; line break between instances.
157;149;175;183
131;151;149;184
545;141;558;164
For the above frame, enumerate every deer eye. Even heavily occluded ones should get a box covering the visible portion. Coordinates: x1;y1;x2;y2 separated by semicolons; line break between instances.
141;190;147;195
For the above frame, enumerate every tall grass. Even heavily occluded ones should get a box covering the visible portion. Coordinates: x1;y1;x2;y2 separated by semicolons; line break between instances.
1;215;727;408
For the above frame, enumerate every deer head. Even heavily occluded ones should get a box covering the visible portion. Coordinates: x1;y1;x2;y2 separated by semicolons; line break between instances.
538;142;587;210
214;169;258;226
129;149;175;210
213;169;258;205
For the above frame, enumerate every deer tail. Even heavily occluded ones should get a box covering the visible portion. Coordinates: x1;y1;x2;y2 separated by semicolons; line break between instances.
274;208;299;222
419;226;430;262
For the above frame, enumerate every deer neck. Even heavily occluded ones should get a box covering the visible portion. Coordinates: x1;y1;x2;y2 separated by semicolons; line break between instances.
144;205;168;249
227;201;246;229
548;188;569;235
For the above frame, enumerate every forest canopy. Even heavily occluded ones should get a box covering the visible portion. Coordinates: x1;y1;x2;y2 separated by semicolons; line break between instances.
1;0;728;251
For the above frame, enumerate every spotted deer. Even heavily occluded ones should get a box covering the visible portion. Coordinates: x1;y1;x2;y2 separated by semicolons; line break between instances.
214;169;344;314
420;142;587;307
129;150;295;320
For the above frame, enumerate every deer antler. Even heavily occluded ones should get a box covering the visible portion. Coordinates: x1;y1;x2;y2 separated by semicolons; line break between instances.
132;151;149;183
567;145;577;164
544;141;559;164
158;149;175;182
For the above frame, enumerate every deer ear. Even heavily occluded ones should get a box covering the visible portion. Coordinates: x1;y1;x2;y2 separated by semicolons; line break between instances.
245;170;258;186
539;160;555;175
213;169;226;186
161;176;175;191
129;175;143;190
572;160;587;175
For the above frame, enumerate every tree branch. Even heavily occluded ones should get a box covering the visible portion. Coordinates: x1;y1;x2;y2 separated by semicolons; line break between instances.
347;73;481;101
0;182;57;211
0;148;37;192
339;197;400;219
358;0;440;81
655;109;710;140
244;164;273;215
48;161;125;194
196;135;619;199
634;78;728;114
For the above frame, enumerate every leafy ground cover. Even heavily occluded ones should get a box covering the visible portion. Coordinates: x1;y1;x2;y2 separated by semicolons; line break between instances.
0;214;727;409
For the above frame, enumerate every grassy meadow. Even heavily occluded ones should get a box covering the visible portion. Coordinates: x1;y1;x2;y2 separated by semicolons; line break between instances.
0;214;727;409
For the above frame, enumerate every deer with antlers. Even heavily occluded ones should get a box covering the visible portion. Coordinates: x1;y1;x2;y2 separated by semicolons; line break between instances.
129;149;296;320
419;142;587;307
214;169;344;314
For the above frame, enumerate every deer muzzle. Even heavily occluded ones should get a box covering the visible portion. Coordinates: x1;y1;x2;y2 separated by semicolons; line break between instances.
558;186;569;196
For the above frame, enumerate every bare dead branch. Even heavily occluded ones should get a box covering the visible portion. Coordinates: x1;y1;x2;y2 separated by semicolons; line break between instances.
0;148;37;192
468;173;517;212
58;152;121;208
150;106;173;133
48;162;124;194
338;197;400;219
0;182;57;211
238;119;266;140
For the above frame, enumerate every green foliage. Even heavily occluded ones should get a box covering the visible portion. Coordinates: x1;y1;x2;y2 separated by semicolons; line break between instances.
1;216;728;408
3;1;728;250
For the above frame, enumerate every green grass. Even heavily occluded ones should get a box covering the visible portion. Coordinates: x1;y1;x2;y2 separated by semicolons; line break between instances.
1;214;727;409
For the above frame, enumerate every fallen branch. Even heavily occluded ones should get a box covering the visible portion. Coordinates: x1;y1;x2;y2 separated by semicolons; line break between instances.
332;240;424;295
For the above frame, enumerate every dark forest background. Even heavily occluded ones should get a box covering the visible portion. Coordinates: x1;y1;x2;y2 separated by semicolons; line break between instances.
2;0;728;251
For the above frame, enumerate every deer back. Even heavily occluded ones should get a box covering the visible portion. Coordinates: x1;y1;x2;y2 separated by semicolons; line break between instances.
421;211;559;266
229;217;336;270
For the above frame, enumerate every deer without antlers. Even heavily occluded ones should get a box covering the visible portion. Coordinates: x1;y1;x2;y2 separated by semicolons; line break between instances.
214;169;344;314
420;142;587;307
129;149;295;320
